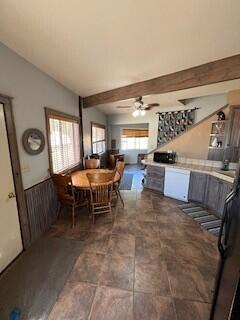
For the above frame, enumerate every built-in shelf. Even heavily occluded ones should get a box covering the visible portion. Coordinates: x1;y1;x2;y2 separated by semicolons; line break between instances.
211;120;228;124
208;146;224;149
208;117;228;160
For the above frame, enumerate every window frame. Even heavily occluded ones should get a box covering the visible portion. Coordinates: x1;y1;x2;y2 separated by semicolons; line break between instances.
121;128;149;150
45;107;81;175
121;136;149;150
91;122;106;155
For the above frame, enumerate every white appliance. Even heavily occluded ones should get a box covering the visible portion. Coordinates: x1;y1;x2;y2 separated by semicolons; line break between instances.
164;167;190;202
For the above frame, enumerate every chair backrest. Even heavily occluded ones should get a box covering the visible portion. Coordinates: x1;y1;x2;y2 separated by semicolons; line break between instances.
52;174;73;203
90;154;100;159
115;161;125;177
85;159;100;169
87;172;115;204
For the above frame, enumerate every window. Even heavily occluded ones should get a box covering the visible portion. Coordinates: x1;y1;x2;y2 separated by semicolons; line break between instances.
45;108;80;174
121;129;148;150
91;122;106;154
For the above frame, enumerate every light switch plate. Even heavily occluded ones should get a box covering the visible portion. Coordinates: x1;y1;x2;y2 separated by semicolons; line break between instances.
21;164;30;173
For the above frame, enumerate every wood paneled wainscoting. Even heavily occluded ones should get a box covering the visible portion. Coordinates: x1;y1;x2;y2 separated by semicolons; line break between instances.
25;178;58;243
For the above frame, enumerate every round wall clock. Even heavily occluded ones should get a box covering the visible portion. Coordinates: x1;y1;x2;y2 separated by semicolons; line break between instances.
22;128;45;155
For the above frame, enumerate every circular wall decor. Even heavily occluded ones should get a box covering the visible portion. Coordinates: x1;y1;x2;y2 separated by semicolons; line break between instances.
22;128;45;155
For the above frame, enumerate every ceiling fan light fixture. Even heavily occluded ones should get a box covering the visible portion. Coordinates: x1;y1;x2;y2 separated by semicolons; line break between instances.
132;109;139;117
140;109;146;116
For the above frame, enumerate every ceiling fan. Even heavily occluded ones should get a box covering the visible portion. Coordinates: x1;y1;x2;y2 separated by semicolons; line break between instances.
116;96;159;117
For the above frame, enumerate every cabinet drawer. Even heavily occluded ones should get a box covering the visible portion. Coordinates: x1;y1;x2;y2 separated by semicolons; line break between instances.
188;172;208;203
146;176;164;192
147;165;165;177
204;176;233;217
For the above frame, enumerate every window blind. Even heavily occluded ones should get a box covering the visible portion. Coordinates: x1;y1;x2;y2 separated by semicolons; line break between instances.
49;117;80;173
91;123;106;154
121;129;149;138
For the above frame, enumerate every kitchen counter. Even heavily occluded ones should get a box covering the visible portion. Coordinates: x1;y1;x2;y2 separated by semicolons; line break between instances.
143;159;235;184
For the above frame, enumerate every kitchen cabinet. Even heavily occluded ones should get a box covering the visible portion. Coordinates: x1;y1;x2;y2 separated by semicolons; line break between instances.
204;176;221;211
188;172;208;203
228;107;240;147
224;106;240;162
218;180;232;216
146;176;165;192
145;165;165;193
204;176;232;217
144;164;233;215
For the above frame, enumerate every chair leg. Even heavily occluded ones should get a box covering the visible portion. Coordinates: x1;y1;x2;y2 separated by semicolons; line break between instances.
57;203;62;219
91;205;95;224
109;202;113;221
87;202;90;218
72;205;75;228
117;187;124;207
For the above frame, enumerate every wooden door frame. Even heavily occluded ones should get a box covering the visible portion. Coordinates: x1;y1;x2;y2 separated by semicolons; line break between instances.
0;94;31;248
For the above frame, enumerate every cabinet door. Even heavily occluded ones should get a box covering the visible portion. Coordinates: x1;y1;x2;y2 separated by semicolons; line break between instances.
188;172;208;203
204;176;221;211
225;107;240;162
145;166;165;192
146;176;164;193
218;181;232;216
147;166;165;177
228;107;240;147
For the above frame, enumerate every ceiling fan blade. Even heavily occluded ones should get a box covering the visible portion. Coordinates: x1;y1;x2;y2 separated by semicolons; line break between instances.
147;103;160;107
116;105;132;109
144;103;160;110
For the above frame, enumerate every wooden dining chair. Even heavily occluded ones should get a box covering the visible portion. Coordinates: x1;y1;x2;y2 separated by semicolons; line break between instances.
114;161;125;206
52;174;88;227
87;172;115;223
84;158;100;169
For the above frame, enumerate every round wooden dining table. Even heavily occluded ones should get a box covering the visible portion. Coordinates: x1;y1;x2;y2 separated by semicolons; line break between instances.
71;169;120;190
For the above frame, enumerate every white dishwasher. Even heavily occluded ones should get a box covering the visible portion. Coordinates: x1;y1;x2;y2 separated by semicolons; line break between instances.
164;167;190;202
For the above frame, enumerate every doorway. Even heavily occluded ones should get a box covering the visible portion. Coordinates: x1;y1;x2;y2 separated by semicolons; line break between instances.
0;103;23;272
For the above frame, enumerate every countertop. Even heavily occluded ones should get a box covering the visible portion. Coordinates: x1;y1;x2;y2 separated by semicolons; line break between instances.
143;159;235;184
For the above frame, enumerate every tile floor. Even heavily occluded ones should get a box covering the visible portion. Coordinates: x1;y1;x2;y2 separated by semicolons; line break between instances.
47;165;219;320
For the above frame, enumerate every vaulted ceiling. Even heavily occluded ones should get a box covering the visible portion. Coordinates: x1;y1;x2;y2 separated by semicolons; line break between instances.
1;0;240;97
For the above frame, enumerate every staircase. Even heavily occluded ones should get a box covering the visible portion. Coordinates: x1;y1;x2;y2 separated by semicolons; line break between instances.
178;202;222;236
147;104;228;156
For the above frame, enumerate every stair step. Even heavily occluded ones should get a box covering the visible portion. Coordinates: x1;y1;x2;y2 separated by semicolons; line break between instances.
194;215;217;223
178;203;196;209
187;211;210;218
178;202;221;237
209;227;221;236
183;206;203;213
201;220;222;229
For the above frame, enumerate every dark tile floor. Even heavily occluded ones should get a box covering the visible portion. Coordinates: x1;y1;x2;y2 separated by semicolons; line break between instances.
0;237;84;320
47;165;219;320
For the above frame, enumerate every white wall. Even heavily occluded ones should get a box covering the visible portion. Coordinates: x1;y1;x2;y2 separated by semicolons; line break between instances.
0;43;79;188
82;107;107;157
108;94;227;153
109;123;148;164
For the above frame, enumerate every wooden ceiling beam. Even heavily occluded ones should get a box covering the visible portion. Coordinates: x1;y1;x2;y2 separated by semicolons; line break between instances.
83;54;240;108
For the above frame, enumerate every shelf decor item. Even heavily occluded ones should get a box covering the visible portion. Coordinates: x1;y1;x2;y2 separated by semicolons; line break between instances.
156;108;197;146
211;137;218;147
208;116;228;160
22;128;45;155
217;111;225;121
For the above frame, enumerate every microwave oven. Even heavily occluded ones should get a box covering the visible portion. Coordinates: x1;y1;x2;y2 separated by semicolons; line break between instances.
153;152;176;164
